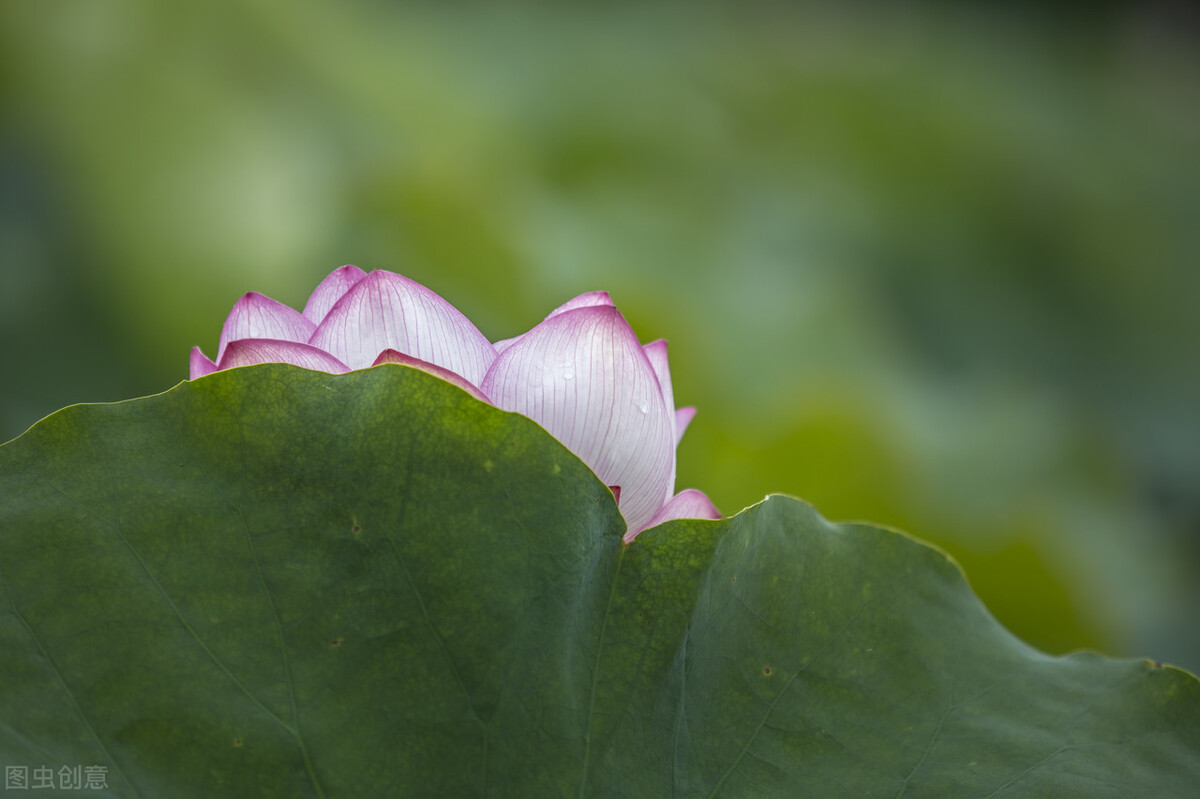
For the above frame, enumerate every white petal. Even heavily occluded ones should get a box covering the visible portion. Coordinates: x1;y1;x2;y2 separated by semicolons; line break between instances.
492;291;614;352
218;339;350;373
642;339;675;418
309;270;496;384
544;290;614;320
481;305;675;535
492;292;613;357
492;335;521;355
302;265;367;325
218;292;315;362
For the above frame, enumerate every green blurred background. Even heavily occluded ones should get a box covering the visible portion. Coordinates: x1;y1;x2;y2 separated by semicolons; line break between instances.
3;2;1198;671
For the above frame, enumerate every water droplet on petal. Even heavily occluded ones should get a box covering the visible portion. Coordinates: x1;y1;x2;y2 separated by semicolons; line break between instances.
637;400;649;414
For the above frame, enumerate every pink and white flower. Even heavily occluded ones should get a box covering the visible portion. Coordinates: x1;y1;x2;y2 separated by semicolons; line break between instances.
191;266;719;540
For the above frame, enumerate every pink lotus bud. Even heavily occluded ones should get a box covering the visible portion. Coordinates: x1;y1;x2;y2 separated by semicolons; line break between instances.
190;265;496;387
480;292;719;541
191;267;718;539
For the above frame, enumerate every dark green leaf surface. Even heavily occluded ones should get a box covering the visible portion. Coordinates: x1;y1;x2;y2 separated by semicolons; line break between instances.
1;365;1196;797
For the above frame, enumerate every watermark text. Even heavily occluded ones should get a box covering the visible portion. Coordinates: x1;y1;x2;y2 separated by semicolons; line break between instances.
4;765;108;791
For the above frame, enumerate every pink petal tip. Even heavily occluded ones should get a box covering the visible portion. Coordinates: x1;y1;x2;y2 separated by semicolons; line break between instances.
372;349;490;403
627;488;721;543
218;291;315;362
189;347;217;379
217;339;350;373
302;264;367;325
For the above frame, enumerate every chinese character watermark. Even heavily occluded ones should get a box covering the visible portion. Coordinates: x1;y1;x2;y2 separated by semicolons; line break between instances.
29;766;52;790
2;769;25;791
58;766;81;790
3;764;107;790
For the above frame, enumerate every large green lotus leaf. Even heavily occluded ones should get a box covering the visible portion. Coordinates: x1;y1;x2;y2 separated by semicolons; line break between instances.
1;365;1196;798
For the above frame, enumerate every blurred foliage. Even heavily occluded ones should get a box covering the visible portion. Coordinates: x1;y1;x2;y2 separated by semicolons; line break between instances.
2;1;1198;670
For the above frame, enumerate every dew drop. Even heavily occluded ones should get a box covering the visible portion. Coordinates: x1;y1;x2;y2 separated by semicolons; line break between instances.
637;400;649;414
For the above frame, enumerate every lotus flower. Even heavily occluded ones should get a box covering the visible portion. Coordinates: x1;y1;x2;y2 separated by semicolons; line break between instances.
191;266;719;540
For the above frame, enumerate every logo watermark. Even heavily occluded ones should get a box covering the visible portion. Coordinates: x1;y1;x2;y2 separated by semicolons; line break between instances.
4;765;107;791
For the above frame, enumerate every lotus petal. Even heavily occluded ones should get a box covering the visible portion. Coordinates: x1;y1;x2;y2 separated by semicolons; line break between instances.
189;347;217;380
218;292;316;362
675;406;697;445
189;272;717;541
481;305;675;535
372;349;490;403
218;339;350;373
493;336;521;355
544;291;613;319
309;270;496;384
642;339;675;417
302;264;367;325
636;488;721;541
493;292;614;356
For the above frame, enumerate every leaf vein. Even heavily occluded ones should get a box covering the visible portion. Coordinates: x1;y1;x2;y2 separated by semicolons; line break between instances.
578;544;626;798
0;563;141;798
707;593;878;798
385;438;489;796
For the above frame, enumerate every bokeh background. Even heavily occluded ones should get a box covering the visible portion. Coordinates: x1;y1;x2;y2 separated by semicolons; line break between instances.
3;2;1198;671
